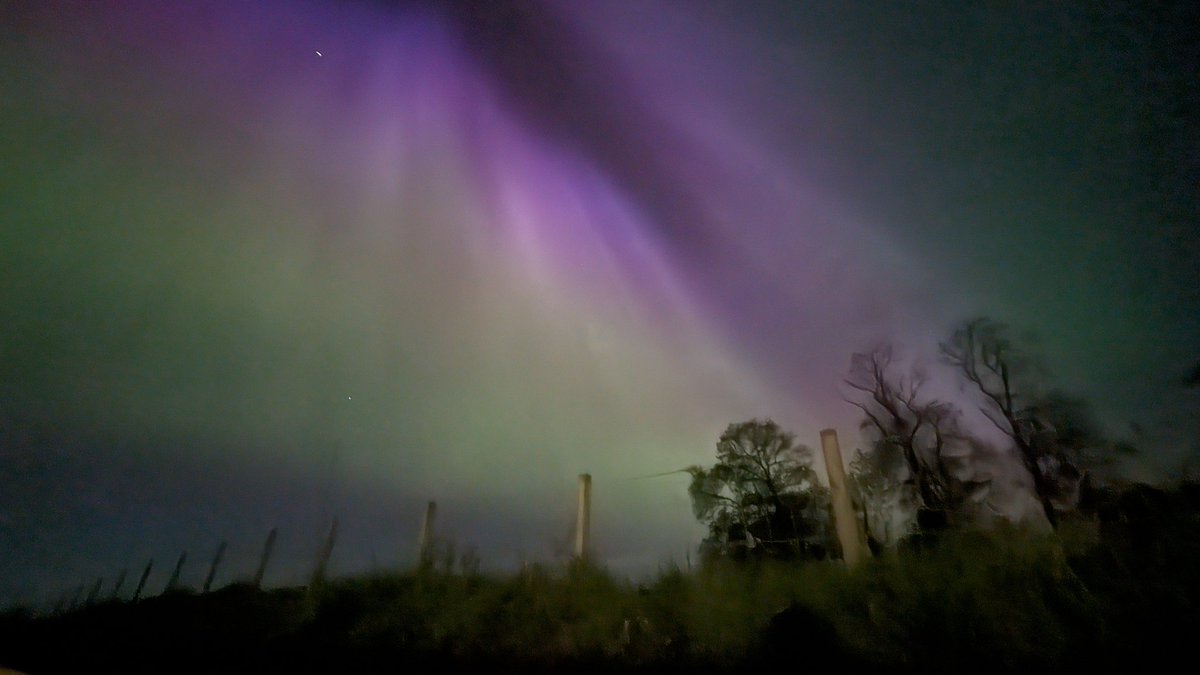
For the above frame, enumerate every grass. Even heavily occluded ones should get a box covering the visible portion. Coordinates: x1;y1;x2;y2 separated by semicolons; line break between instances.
3;481;1199;672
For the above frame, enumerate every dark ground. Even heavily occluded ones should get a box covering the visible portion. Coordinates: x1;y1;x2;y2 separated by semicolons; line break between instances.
3;481;1199;673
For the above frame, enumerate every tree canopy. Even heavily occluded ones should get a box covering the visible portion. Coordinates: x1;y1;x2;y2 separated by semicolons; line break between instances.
844;318;1139;539
938;317;1135;526
843;346;989;540
687;419;832;561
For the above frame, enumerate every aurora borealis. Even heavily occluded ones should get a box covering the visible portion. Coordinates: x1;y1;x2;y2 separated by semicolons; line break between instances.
2;1;1197;607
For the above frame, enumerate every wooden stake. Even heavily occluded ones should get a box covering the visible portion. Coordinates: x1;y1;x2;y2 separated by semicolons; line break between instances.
110;568;128;601
575;473;592;560
133;559;153;601
203;540;227;593
164;551;187;594
417;501;437;563
253;529;277;589
311;517;338;587
85;577;102;606
820;429;867;567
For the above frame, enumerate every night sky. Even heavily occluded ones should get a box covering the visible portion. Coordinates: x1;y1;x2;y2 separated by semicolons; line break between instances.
2;0;1197;607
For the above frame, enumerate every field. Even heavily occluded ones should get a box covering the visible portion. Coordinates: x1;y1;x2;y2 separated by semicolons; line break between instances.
2;481;1198;673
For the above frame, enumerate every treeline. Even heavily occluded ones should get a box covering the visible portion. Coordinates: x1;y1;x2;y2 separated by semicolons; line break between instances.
688;317;1167;562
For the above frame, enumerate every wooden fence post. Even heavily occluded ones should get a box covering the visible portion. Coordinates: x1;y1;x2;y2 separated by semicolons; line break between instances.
133;559;153;601
164;551;187;594
84;577;102;606
310;517;338;588
203;540;227;593
110;568;127;601
417;501;437;564
576;474;592;560
254;529;277;589
820;428;867;567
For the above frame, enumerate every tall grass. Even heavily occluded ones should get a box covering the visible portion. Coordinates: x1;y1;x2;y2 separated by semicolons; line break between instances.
3;482;1199;672
297;525;1107;670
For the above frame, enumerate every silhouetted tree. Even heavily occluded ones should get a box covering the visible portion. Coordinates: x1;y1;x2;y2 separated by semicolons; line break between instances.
844;346;988;536
939;318;1134;527
688;419;832;561
847;448;907;550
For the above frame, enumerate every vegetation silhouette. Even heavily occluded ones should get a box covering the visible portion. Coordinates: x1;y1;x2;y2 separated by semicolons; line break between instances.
939;318;1137;528
2;318;1194;673
844;344;989;545
686;419;834;561
846;318;1140;546
3;481;1199;673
